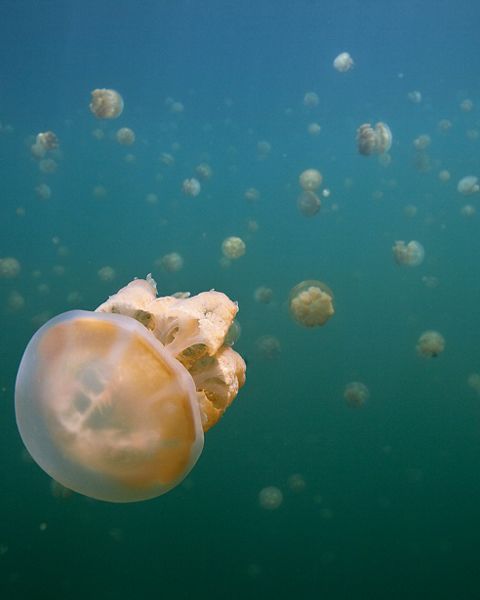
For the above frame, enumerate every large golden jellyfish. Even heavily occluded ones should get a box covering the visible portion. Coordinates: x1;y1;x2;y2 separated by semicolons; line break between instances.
89;89;124;119
289;280;334;327
15;276;246;503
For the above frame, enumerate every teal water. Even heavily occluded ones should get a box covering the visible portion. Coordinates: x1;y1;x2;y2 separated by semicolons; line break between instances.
1;1;480;598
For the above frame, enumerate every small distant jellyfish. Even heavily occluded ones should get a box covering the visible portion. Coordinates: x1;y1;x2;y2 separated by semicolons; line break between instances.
160;152;175;166
457;176;479;195
461;204;476;217
145;193;158;205
116;127;135;145
92;128;105;140
195;163;213;180
256;140;272;161
255;335;281;359
254;286;273;304
90;89;124;119
258;486;283;510
297;191;321;217
97;266;116;282
438;119;452;133
35;183;52;200
170;101;184;114
222;236;246;260
416;330;445;358
344;381;369;408
287;473;306;493
289;280;334;328
182;178;201;197
466;129;479;141
36;131;59;151
403;204;418;218
7;290;25;312
467;373;480;395
0;257;21;278
299;169;323;192
245;187;260;202
303;91;319;108
438;170;451;182
357;122;392;155
307;122;322;136
159;252;184;273
407;90;422;104
413;134;431;150
93;185;108;199
39;158;58;174
460;98;474;112
333;52;354;72
392;240;425;267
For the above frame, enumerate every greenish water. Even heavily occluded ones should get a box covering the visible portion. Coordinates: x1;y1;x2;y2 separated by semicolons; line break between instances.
1;1;480;598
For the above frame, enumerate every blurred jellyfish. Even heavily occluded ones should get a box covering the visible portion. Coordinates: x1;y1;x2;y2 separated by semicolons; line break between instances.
457;176;479;195
299;169;323;192
92;128;105;140
438;119;452;133
170;101;184;114
39;158;58;174
145;193;158;205
460;98;474;112
287;473;306;493
116;127;135;145
467;373;480;395
245;187;260;202
0;257;20;278
247;219;259;233
256;140;272;159
333;52;354;72
438;170;451;182
89;89;124;119
413;134;431;150
416;330;445;358
35;183;52;200
461;204;476;217
392;240;425;267
421;275;440;289
344;381;369;408
255;335;281;359
182;178;201;197
307;122;322;136
7;290;25;312
97;266;116;282
93;185;108;199
466;129;479;141
303;91;319;108
289;280;334;327
403;204;418;218
407;90;422;103
357;122;392;155
297;191;321;217
222;236;246;260
160;152;175;166
158;252;184;273
35;131;59;154
254;286;273;304
195;163;213;180
259;486;283;510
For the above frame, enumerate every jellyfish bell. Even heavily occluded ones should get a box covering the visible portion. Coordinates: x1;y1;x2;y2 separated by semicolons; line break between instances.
297;191;321;217
15;310;204;503
289;280;334;327
344;381;369;408
357;122;392;155
15;276;246;503
89;89;124;119
333;52;354;72
416;330;445;358
392;240;424;267
299;169;323;192
457;176;479;196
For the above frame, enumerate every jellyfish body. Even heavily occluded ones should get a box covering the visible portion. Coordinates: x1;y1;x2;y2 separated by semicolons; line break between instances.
15;310;204;503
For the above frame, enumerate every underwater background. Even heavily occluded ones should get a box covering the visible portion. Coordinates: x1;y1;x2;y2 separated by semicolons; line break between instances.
1;0;480;598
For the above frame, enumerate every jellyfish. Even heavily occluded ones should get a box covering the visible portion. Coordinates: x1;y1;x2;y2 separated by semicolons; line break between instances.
258;486;283;510
357;122;392;155
416;330;445;358
182;178;201;197
15;276;246;502
303;92;319;108
297;191;321;217
89;89;124;119
222;236;246;259
392;240;425;267
115;127;135;145
289;280;334;327
333;52;354;72
344;381;369;408
0;257;21;278
299;169;323;192
457;176;479;195
157;252;184;273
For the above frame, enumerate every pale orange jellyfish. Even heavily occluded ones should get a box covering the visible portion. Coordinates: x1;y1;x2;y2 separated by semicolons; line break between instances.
15;277;246;502
289;280;334;327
